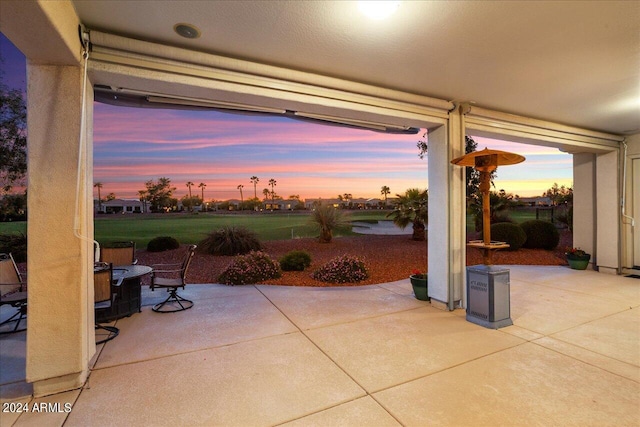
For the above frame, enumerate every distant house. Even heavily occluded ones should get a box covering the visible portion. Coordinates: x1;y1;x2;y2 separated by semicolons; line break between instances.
304;197;389;210
517;196;552;207
96;198;146;214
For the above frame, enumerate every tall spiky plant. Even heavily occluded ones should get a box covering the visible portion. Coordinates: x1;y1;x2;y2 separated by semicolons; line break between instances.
309;201;350;243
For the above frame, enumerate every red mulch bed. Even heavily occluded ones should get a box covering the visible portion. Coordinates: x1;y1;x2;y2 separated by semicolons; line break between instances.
136;230;572;287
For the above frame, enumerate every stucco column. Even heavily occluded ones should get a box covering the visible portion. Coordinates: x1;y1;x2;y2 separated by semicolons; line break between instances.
26;63;94;396
427;108;466;310
595;150;620;273
573;153;596;262
573;150;621;274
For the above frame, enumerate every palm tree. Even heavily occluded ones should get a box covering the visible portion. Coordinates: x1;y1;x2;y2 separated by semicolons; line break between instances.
268;179;277;209
198;182;207;211
250;176;259;199
381;185;390;207
186;181;194;211
387;188;428;241
237;184;244;209
268;179;276;200
94;182;103;212
309;201;350;243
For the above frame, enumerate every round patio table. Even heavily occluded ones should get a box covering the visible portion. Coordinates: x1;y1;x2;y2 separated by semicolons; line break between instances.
97;265;152;322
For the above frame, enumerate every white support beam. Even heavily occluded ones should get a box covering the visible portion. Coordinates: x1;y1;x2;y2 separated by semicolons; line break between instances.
427;106;466;310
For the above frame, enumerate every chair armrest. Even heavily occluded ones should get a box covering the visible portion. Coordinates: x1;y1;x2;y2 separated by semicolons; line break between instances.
151;263;182;268
152;269;183;274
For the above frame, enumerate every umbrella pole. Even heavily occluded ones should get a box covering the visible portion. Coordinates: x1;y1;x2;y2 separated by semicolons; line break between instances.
480;171;492;264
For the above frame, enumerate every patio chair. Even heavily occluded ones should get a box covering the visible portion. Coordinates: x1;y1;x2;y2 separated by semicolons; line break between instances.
150;245;197;313
94;262;123;344
0;253;28;334
100;241;137;266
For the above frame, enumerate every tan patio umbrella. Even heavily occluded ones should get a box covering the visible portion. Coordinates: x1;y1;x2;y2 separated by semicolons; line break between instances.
451;148;525;264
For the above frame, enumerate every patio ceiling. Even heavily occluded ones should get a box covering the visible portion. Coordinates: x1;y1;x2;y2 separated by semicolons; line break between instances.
67;0;640;136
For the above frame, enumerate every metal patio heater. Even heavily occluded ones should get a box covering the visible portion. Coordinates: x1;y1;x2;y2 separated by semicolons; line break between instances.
451;148;525;329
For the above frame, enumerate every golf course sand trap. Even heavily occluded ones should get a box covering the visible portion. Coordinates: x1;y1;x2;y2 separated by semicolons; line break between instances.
351;220;414;235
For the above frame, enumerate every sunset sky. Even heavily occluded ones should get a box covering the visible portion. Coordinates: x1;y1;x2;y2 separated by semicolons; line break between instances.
2;33;572;201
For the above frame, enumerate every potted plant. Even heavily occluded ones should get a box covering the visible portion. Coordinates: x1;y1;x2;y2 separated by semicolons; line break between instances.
410;269;429;301
565;247;591;270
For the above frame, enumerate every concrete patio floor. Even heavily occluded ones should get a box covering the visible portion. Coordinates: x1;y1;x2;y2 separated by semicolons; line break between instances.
1;265;638;426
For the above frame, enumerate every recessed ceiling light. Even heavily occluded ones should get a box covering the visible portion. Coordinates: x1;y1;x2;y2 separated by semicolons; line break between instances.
174;23;201;39
358;1;400;20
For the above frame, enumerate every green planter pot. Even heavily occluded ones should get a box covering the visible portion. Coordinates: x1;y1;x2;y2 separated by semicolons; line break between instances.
409;275;429;301
566;254;591;270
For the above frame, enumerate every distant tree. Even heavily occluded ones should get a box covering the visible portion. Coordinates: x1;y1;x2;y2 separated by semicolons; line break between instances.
0;76;27;193
105;192;116;201
181;194;203;211
0;191;26;221
262;188;270;201
250;176;259;199
94;182;103;212
268;179;277;201
380;186;390;206
543;183;573;205
242;197;261;211
469;189;517;231
198;183;207;211
144;177;176;212
138;190;148;213
185;181;194;211
387;188;429;241
237;184;244;209
343;193;352;205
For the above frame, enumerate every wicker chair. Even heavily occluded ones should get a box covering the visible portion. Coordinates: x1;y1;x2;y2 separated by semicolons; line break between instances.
100;241;137;266
0;253;27;334
94;262;123;344
150;245;196;313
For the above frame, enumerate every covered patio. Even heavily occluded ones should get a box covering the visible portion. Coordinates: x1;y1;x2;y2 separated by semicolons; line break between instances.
2;266;638;426
0;0;638;412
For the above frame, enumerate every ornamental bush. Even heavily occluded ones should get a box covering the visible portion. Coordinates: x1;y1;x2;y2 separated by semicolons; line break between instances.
0;233;27;262
198;226;262;256
520;219;560;250
218;251;281;285
146;236;180;252
279;250;312;271
490;223;527;251
311;255;368;284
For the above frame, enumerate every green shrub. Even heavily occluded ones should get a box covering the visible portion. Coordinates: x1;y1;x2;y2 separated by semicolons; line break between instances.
490;223;527;251
198;226;262;256
311;255;368;284
279;250;312;271
0;233;27;262
520;220;560;250
146;236;180;252
218;251;281;285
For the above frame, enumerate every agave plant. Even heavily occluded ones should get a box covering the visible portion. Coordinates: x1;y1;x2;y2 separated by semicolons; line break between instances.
387;188;428;241
309;201;350;243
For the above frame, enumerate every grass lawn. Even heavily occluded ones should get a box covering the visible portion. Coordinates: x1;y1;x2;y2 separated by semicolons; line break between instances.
0;211;392;247
0;208;546;247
